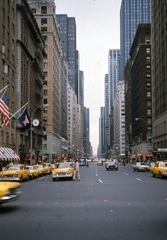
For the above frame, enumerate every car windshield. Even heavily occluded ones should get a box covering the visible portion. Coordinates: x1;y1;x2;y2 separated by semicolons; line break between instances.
58;163;71;168
5;165;20;170
26;166;33;170
36;165;42;169
159;163;166;167
140;162;147;165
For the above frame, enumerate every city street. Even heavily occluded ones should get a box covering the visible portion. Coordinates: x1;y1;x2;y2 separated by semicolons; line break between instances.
0;162;167;240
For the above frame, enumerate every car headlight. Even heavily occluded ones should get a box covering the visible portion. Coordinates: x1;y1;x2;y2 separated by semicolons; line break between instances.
14;171;20;177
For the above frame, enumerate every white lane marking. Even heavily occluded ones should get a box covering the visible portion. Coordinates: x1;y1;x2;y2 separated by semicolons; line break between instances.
96;173;98;177
124;173;128;175
136;178;141;181
98;179;103;183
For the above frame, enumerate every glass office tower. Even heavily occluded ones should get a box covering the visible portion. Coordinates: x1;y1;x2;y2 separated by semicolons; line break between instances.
120;0;151;80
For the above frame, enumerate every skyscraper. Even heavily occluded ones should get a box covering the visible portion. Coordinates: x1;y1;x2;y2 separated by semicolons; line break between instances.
108;49;120;112
120;0;151;80
151;0;167;151
56;14;78;98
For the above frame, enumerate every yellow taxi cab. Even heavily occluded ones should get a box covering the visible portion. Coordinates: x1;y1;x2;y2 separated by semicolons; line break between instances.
52;162;74;181
41;163;52;174
33;164;46;176
0;164;30;182
25;165;39;179
150;161;167;178
0;181;21;205
97;159;103;166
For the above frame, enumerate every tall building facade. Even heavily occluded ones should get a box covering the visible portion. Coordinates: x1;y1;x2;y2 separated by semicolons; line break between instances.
84;107;90;157
99;107;105;158
151;1;167;151
28;0;65;160
108;49;121;112
0;0;17;152
16;0;45;163
130;23;152;161
105;50;120;154
120;0;151;80
113;81;125;155
104;74;109;155
56;14;78;98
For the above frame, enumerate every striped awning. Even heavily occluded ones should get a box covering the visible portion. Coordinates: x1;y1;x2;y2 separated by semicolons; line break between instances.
0;147;20;160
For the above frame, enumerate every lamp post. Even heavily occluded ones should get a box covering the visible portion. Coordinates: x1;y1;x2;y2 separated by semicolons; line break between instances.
30;104;48;165
135;117;151;163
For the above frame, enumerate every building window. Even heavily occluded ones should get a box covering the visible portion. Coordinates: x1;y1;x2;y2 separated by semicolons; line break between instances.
146;48;150;54
43;90;47;95
147;92;151;97
43;36;47;41
44;81;47;86
41;6;47;14
41;18;47;24
43;117;47;122
41;27;47;33
44;72;47;78
44;63;48;68
31;8;36;14
44;99;47;104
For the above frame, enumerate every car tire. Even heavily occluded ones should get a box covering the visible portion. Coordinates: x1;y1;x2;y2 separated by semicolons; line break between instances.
106;168;108;171
159;172;163;179
52;178;55;181
151;171;155;177
27;175;29;181
31;174;34;180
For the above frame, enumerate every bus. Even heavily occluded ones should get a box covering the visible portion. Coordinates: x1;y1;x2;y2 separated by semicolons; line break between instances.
153;149;167;161
78;156;86;166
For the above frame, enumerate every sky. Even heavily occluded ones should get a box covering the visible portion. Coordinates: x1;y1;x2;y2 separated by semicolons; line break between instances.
56;0;122;155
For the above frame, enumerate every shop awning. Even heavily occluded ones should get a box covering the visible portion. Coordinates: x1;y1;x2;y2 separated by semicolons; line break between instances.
0;147;20;160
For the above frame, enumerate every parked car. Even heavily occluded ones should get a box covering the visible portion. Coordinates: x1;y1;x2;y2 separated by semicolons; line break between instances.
0;181;21;205
26;166;39;179
33;165;46;176
52;162;74;181
132;162;150;172
150;161;167;178
105;161;118;171
41;163;52;174
0;164;30;182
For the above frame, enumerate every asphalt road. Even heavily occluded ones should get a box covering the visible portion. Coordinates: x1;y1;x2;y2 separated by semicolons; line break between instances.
0;162;167;240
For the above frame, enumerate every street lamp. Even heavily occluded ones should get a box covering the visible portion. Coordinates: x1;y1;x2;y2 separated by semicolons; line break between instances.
135;117;151;163
30;104;49;165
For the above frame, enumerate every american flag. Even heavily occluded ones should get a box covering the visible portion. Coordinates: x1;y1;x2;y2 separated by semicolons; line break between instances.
0;90;10;126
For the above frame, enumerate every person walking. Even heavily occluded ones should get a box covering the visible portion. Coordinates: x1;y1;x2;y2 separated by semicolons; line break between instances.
73;158;80;181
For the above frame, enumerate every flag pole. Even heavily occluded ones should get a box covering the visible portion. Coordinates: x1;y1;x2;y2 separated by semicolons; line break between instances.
0;102;29;127
0;84;9;93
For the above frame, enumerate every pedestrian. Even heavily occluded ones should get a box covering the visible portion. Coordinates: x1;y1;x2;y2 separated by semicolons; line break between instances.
73;158;80;181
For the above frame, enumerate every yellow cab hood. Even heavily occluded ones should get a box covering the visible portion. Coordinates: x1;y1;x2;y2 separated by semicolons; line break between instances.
0;181;20;197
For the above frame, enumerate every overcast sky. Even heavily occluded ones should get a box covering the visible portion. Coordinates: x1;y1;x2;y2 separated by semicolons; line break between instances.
55;0;122;155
